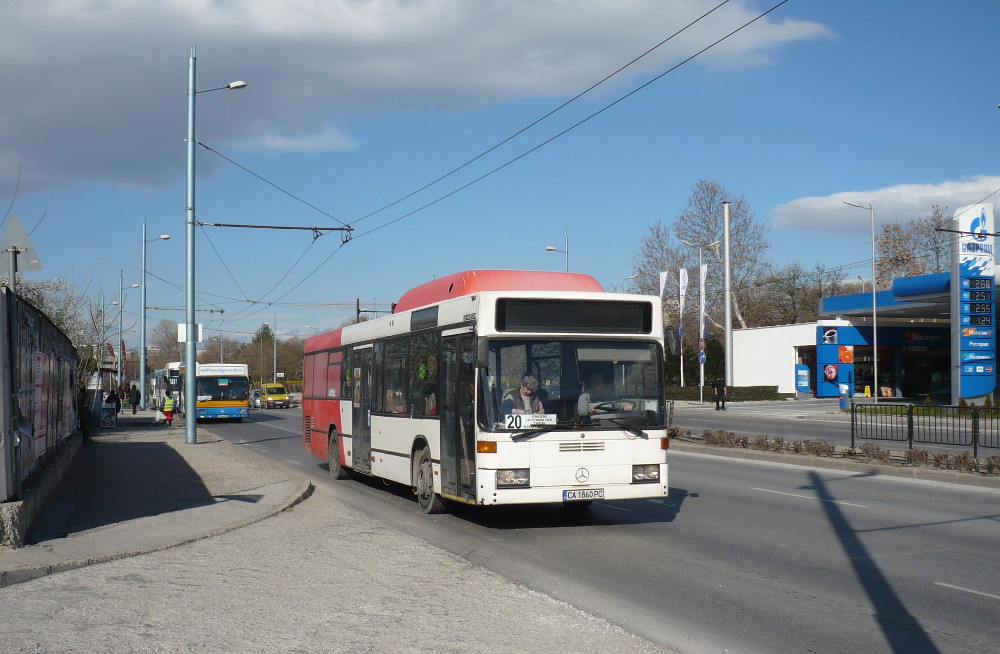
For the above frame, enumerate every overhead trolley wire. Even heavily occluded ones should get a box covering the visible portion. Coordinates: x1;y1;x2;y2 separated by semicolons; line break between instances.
351;0;794;240
198;142;351;229
351;0;735;226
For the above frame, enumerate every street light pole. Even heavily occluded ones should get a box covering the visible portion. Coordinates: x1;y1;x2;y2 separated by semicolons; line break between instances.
139;220;170;410
260;323;267;387
845;201;878;401
184;45;246;444
117;273;140;395
722;202;734;388
545;226;569;272
273;314;278;383
117;270;124;391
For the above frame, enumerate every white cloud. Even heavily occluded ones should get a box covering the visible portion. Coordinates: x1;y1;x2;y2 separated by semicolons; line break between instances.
772;176;1000;233
245;127;357;153
0;0;833;193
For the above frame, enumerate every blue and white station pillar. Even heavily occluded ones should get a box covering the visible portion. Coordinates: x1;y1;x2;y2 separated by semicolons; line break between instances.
950;203;996;404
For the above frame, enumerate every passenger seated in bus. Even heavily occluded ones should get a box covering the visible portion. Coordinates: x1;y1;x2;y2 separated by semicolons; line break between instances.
578;372;634;416
386;389;406;413
423;382;437;415
500;374;545;415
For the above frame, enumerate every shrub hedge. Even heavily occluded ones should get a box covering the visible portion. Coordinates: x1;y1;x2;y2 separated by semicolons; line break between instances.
665;385;784;402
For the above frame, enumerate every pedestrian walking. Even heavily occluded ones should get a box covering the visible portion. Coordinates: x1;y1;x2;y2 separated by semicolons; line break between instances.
711;376;727;411
128;384;141;415
161;392;176;427
106;389;122;415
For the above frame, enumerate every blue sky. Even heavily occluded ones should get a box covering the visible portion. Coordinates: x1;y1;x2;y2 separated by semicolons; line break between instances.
2;0;998;347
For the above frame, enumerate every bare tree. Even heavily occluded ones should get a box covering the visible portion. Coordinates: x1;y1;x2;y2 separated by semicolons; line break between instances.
876;205;950;284
757;263;845;325
149;318;181;365
632;180;771;341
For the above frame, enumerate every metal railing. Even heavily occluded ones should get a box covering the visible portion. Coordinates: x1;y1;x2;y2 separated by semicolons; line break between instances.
851;403;1000;457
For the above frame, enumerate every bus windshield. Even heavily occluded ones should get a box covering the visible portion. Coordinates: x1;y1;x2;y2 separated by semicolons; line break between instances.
196;376;250;402
483;339;665;431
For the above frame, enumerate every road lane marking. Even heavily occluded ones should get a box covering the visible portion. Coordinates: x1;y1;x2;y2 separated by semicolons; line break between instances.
934;582;1000;600
752;487;867;508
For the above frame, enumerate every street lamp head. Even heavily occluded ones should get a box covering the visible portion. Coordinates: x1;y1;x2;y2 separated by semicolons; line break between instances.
545;246;557;252
681;238;721;248
843;200;872;210
159;234;171;241
130;283;140;289
227;81;247;90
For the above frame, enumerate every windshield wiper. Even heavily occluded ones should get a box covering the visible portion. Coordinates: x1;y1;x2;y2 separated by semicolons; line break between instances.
510;420;573;442
601;417;649;439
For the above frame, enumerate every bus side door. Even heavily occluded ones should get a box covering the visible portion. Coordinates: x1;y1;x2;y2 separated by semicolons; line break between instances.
440;334;476;501
351;346;373;474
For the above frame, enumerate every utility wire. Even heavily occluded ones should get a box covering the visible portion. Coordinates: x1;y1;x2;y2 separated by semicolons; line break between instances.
200;225;252;302
198;141;351;228
353;0;794;240
351;0;734;226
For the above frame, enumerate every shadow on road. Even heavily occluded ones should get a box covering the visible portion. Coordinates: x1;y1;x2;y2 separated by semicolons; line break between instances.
804;471;941;653
323;460;692;528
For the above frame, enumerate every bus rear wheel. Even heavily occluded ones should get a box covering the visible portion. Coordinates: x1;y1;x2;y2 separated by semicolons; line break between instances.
328;433;351;480
414;446;447;514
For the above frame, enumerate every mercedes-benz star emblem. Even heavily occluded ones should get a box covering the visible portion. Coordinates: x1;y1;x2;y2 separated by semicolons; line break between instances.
575;467;590;483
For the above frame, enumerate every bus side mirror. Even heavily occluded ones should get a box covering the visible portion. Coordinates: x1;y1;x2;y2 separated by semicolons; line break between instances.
476;337;490;370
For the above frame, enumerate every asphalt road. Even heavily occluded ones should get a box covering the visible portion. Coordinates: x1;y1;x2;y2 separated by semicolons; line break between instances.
206;407;1000;654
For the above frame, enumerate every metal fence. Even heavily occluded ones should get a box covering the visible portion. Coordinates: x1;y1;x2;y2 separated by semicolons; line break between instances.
851;403;1000;457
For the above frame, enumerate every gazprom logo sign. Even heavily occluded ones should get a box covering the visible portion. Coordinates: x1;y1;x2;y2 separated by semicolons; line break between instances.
960;208;993;254
956;204;995;274
971;207;989;241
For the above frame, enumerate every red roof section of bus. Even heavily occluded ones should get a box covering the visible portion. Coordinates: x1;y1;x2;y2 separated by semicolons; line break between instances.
304;329;342;353
392;270;605;313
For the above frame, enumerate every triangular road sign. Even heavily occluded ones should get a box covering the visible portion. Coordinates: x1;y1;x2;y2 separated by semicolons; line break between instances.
0;213;43;275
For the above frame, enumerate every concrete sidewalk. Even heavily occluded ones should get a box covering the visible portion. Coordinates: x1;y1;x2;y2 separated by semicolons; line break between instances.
0;412;678;654
0;411;312;587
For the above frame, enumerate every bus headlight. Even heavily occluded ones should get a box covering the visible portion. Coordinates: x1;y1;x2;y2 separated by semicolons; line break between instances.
632;464;660;483
496;469;530;488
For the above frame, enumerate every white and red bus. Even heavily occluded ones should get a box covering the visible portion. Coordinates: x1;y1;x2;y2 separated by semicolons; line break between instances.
302;270;669;513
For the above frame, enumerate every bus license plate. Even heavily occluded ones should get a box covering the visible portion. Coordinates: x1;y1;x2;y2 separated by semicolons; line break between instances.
563;489;603;501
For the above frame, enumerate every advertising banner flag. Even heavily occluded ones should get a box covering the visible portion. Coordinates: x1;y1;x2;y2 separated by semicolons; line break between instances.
678;268;688;339
699;263;707;339
658;271;668;299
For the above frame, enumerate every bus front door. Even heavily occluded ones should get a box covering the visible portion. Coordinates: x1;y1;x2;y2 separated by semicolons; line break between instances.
352;347;373;475
440;335;476;502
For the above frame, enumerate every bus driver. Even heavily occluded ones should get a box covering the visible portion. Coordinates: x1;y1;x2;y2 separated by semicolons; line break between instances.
578;372;634;416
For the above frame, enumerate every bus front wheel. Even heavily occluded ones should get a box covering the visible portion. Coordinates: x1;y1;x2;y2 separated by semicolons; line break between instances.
328;433;351;480
414;446;447;514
